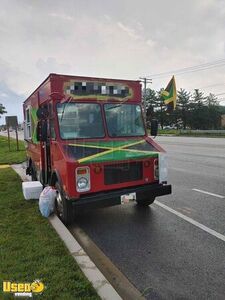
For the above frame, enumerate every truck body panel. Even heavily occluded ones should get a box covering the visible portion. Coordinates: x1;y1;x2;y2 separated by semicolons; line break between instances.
23;73;171;221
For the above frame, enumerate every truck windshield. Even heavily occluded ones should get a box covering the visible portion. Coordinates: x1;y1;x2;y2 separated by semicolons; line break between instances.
57;103;104;139
104;104;145;137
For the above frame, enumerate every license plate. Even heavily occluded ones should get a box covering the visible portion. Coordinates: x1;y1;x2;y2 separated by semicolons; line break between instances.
121;192;136;204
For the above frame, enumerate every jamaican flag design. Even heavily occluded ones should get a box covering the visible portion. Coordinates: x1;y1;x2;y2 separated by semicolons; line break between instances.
161;76;177;111
30;108;38;144
65;139;159;164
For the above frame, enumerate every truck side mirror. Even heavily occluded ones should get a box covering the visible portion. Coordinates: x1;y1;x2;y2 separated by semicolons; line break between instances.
36;120;48;142
150;119;158;136
36;106;49;142
36;107;49;120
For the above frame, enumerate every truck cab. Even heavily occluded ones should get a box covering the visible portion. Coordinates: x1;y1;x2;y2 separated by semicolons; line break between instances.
24;74;171;224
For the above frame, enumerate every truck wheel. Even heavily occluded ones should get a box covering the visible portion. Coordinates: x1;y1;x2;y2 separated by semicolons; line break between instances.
136;197;155;206
55;183;73;225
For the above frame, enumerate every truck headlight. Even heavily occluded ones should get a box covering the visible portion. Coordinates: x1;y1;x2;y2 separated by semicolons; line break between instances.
77;177;88;190
76;167;90;192
159;153;168;183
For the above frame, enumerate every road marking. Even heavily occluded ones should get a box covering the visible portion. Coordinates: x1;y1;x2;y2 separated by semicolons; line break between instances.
192;188;225;199
155;200;225;242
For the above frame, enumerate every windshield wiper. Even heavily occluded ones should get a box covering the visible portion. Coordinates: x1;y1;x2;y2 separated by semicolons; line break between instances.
60;97;72;122
106;104;122;110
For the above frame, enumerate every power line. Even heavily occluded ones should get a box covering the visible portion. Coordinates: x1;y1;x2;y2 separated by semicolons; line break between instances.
215;92;225;96
150;58;225;77
149;58;225;79
199;83;225;89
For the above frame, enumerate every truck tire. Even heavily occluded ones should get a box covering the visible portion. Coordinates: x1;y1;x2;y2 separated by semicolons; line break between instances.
55;183;73;225
136;197;155;206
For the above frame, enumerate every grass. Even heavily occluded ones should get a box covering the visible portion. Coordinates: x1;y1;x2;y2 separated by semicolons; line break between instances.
0;138;100;300
158;129;225;137
178;131;225;138
158;129;178;135
0;136;26;164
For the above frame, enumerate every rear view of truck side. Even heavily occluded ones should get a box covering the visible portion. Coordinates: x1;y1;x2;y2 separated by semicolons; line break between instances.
24;73;171;224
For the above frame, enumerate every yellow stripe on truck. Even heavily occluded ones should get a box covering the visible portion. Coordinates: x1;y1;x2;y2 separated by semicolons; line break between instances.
77;139;146;163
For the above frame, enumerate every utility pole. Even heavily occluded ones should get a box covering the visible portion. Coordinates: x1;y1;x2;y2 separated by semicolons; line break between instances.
139;77;152;123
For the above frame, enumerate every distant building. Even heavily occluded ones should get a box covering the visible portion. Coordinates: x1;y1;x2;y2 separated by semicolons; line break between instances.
221;114;225;128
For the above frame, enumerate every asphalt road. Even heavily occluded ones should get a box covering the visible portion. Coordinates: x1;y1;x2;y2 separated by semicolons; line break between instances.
3;131;225;299
73;136;225;300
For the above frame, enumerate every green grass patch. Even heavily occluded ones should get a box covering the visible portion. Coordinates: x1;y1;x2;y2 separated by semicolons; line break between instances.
178;131;225;137
158;129;178;135
0;168;100;300
0;136;26;164
158;129;225;137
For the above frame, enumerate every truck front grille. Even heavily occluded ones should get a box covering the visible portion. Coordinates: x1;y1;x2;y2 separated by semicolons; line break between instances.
104;162;143;185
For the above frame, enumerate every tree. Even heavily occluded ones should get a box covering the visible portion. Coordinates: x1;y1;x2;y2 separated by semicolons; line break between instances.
145;88;158;127
0;103;7;118
205;93;221;129
176;88;191;129
142;86;224;130
155;89;168;129
189;89;207;129
144;88;169;129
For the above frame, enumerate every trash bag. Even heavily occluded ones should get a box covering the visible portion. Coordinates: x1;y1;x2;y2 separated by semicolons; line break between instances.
39;186;56;217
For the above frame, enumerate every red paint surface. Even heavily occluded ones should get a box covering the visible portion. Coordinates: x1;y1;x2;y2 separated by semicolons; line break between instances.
24;74;164;200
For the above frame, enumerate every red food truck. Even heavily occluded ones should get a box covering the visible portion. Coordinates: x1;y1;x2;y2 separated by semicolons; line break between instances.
24;74;171;223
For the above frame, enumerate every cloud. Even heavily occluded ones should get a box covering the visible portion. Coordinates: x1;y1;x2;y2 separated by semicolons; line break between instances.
0;81;24;124
146;39;156;48
117;22;141;40
0;0;225;123
36;57;72;75
0;58;34;95
48;12;74;21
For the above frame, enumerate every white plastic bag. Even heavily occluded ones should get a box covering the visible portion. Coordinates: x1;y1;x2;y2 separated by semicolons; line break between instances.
39;186;56;217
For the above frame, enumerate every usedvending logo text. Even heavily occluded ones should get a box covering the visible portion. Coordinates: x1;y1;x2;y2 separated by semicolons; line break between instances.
3;280;44;297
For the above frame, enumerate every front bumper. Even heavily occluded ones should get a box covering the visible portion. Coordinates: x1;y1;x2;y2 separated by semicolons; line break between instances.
71;183;171;211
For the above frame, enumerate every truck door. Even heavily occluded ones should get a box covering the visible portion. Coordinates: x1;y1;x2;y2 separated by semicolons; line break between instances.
37;104;51;185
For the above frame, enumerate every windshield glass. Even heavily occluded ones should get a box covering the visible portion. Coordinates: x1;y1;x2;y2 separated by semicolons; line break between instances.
104;104;145;137
57;103;104;139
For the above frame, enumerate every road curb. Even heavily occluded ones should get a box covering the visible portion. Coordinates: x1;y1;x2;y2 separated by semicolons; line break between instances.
11;163;122;300
69;225;146;300
11;163;29;181
49;215;122;300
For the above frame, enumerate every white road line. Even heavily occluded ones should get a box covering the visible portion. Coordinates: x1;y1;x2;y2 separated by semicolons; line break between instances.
192;188;225;199
155;200;225;243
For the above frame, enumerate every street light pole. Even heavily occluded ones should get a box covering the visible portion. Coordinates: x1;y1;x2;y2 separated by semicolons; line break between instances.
139;77;152;123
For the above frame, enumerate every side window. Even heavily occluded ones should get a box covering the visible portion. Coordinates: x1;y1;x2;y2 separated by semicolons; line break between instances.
25;107;31;140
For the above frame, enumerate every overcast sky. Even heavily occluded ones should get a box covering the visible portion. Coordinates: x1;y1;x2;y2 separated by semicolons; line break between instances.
0;0;225;124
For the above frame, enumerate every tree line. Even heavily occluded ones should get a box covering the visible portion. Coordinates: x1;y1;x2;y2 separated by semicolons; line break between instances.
1;89;225;130
0;103;7;118
145;88;225;130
